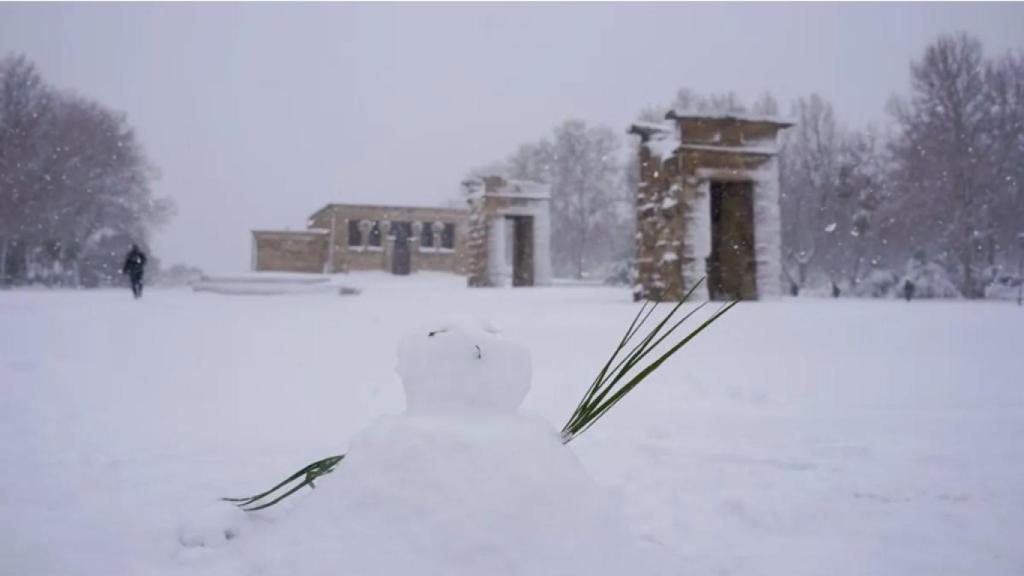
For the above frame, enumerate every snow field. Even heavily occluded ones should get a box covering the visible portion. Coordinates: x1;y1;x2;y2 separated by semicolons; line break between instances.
1;271;1022;575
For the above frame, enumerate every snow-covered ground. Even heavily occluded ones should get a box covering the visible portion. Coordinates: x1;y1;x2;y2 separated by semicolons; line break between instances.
2;271;1022;576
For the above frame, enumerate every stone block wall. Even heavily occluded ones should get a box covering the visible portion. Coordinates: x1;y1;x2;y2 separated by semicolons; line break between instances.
307;204;469;275
252;231;329;273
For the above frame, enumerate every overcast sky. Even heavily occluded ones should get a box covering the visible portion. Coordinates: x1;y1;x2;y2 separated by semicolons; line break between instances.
2;3;1022;273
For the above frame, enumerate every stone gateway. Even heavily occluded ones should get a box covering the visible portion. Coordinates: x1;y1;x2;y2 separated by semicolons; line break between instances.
629;112;793;301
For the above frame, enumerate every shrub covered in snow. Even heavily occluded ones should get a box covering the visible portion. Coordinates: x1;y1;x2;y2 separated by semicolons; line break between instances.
853;268;901;298
598;258;635;286
901;255;961;299
983;269;1022;301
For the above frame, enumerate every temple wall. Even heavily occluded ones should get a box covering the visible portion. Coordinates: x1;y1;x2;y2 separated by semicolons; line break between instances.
252;231;329;273
306;204;468;275
752;158;783;298
633;142;684;300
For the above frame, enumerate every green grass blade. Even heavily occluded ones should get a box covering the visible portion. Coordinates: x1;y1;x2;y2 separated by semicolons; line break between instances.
569;300;737;440
562;301;665;435
568;300;653;419
601;279;706;389
588;301;735;422
222;461;321;505
225;454;344;508
241;477;315;512
563;287;708;437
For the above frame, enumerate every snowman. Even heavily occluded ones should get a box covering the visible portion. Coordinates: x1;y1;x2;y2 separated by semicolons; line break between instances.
180;317;670;576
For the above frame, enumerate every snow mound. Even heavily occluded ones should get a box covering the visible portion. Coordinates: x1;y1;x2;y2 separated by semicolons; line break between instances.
242;413;655;576
192;274;360;296
199;273;332;285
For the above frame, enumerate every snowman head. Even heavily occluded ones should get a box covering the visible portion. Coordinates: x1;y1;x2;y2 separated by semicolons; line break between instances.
396;316;532;416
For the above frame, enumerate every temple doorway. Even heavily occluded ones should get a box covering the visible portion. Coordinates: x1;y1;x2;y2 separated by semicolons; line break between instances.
708;181;757;300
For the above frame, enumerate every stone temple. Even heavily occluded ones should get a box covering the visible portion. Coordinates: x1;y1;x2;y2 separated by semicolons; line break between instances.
250;176;552;288
629;112;793;301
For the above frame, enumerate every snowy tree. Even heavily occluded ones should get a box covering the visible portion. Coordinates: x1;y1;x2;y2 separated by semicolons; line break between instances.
888;33;1015;298
901;250;962;299
0;55;50;283
666;88;748;116
651;88;751;118
834;126;893;284
504;141;553;184
776;93;894;292
751;92;781;117
0;53;172;286
497;120;627;279
778;94;844;287
980;50;1024;281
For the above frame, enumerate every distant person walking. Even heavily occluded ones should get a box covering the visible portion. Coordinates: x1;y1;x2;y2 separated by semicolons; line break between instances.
902;279;916;302
122;244;147;299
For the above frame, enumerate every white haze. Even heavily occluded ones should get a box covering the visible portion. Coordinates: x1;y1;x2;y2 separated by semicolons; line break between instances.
0;3;1022;273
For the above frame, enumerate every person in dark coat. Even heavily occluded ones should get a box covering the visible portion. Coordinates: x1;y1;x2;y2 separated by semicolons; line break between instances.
122;244;147;298
903;279;916;302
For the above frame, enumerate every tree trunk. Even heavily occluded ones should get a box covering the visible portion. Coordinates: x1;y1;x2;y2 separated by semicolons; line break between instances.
0;237;7;286
577;218;586;280
849;244;864;287
956;172;979;298
962;221;976;299
576;181;586;279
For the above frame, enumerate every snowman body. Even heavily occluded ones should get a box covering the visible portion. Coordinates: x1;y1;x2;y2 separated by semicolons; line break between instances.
202;318;662;575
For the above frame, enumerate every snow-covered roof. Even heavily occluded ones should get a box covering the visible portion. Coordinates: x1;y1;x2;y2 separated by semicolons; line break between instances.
677;143;779;156
665;110;795;127
252;229;330;236
309;202;468;222
464;176;550;200
628;121;673;136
